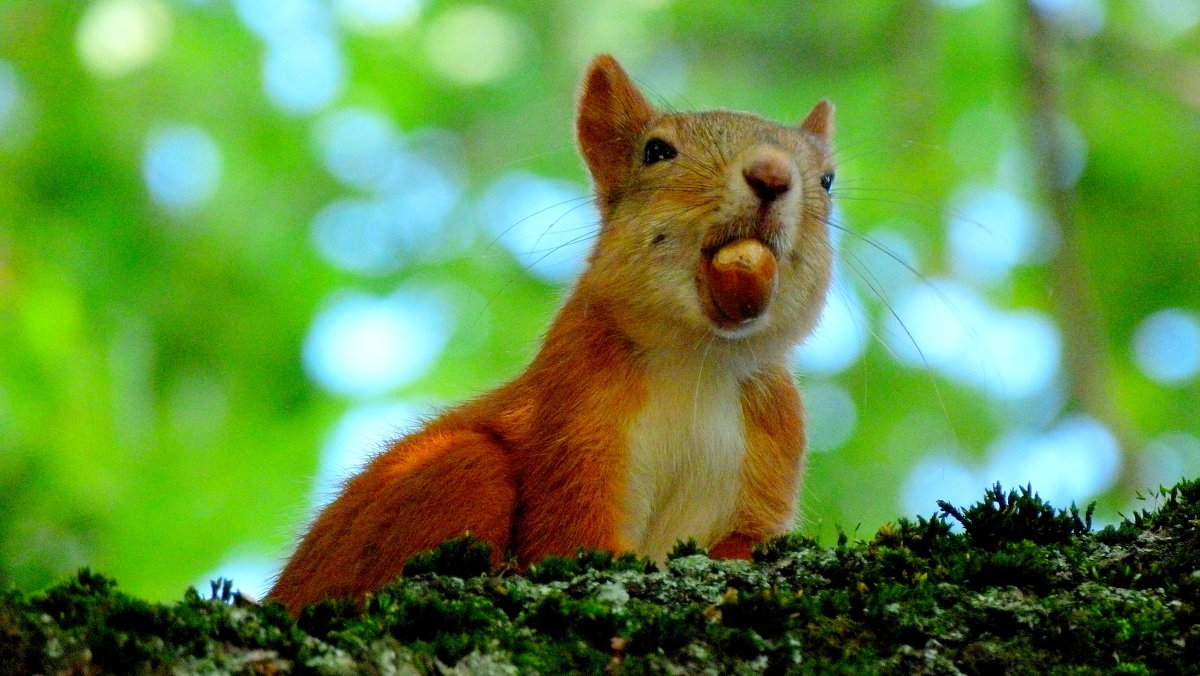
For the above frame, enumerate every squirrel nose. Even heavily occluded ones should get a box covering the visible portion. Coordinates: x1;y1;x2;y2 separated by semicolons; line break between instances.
742;151;793;203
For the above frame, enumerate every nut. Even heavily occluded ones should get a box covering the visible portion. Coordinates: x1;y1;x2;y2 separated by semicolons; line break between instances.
704;238;778;323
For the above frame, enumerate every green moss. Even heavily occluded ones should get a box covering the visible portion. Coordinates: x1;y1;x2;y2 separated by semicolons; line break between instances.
525;547;657;585
401;534;495;579
3;480;1200;673
938;482;1094;548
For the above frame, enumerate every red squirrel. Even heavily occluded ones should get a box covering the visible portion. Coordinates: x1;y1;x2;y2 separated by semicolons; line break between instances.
268;55;835;615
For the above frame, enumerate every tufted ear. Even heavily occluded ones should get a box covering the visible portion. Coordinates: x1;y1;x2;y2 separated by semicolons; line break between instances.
576;55;656;200
799;99;834;147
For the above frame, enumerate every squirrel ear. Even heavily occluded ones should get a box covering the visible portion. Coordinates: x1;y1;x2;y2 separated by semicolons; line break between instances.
799;99;834;145
576;55;656;199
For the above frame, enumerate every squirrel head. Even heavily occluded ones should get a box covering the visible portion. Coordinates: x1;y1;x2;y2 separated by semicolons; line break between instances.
575;55;835;369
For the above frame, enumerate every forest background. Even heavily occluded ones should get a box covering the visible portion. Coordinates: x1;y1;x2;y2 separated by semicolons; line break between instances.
1;0;1197;602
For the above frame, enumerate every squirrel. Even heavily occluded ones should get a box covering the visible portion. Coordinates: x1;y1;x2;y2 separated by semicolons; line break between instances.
268;54;835;615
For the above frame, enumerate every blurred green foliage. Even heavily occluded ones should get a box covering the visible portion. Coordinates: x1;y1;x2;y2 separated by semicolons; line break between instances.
0;0;1197;602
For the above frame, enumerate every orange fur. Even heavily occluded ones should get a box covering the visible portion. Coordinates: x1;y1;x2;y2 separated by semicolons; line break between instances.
708;367;808;561
268;55;835;615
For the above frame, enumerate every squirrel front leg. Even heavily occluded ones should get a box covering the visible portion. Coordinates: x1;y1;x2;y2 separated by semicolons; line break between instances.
500;304;648;564
510;438;635;564
709;366;806;560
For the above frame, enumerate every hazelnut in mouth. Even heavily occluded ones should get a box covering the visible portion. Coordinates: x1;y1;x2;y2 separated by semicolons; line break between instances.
700;238;778;329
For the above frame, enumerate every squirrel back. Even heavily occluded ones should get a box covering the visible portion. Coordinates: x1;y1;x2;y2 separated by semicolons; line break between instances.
268;55;835;615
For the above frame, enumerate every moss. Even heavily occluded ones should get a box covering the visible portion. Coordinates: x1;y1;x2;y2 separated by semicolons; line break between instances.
3;480;1200;673
938;483;1093;549
401;534;495;579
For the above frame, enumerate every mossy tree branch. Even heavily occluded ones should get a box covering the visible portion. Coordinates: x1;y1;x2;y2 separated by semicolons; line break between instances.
3;479;1198;673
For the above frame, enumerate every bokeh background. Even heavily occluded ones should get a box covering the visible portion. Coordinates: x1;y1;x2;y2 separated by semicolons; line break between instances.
1;0;1198;602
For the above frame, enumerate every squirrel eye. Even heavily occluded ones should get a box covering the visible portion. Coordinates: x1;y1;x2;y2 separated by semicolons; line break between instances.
820;172;834;192
643;138;677;165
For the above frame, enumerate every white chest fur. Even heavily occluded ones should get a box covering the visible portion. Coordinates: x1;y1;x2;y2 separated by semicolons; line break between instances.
620;359;747;561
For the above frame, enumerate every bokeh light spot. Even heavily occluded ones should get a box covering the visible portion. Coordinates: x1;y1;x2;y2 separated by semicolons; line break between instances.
313;107;402;189
947;188;1043;284
885;279;990;371
303;289;451;397
0;60;19;133
311;199;403;275
142;124;222;212
1133;308;1200;385
884;280;1060;400
262;32;345;115
312;108;464;208
76;0;173;78
311;172;460;274
236;0;344;114
195;554;276;601
848;225;920;292
1031;0;1106;38
801;382;858;453
309;113;463;274
1142;0;1200;41
901;454;979;518
479;172;597;283
424;5;526;85
983;415;1121;507
794;277;868;376
234;0;333;44
975;310;1061;400
335;0;423;32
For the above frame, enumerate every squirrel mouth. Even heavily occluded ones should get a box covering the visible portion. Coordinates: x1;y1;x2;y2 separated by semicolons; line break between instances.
698;238;779;330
